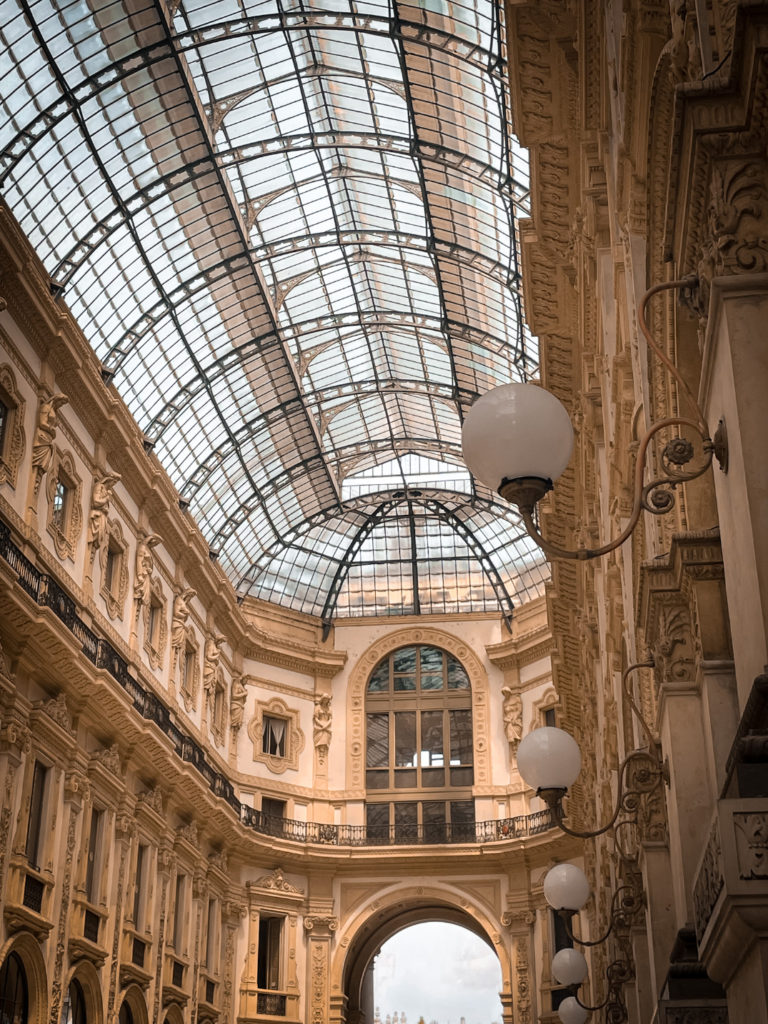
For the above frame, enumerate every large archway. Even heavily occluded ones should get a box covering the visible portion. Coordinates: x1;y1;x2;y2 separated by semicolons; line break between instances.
331;886;513;1024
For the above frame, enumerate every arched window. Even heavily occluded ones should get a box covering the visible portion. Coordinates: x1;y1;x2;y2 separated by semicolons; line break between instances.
365;645;474;843
0;952;28;1024
118;1000;133;1024
62;978;86;1024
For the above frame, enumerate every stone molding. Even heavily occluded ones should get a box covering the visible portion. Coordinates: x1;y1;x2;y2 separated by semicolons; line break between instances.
0;361;25;488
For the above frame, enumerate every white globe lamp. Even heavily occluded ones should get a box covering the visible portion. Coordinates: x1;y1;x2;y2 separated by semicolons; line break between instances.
461;383;574;510
516;726;582;792
543;863;591;912
558;996;589;1024
552;948;589;987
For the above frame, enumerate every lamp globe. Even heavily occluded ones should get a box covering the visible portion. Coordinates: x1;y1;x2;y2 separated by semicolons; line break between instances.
516;726;581;791
552;948;589;987
558;996;589;1024
461;383;574;497
543;863;591;912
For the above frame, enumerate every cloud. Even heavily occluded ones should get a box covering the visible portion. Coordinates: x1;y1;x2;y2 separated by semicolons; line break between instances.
374;923;502;1024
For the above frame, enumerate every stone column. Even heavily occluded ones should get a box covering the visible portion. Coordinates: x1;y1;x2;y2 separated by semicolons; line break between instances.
304;915;338;1024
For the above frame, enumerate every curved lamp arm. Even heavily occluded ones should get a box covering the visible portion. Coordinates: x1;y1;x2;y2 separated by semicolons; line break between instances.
538;749;668;840
514;277;726;560
558;884;643;947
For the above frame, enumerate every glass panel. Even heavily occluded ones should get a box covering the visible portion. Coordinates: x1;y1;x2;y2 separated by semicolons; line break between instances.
393;674;416;692
447;657;470;689
423;801;446;843
394;712;417;767
366;770;390;790
420;646;444;673
420;674;443;691
394;768;417;788
392;648;417;673
421;767;445;788
449;709;473;764
366;714;389;768
420;710;444;766
450;766;474;787
367;660;390;692
450;800;476;840
366;803;390;843
394;802;418;843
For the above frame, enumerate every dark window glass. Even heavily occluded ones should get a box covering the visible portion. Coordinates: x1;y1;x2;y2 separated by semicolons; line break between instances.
544;707;557;727
62;978;86;1024
0;399;9;454
118;1001;133;1024
173;874;186;951
0;951;28;1024
423;801;446;842
392;649;417;674
257;917;282;990
365;803;390;842
420;647;443;673
393;674;416;692
262;717;286;757
147;602;159;644
449;709;473;764
447;657;470;690
25;761;48;868
394;712;416;768
85;807;103;904
52;478;68;532
394;802;418;842
133;844;146;927
365;714;389;768
367;661;389;692
553;909;573;951
104;545;117;592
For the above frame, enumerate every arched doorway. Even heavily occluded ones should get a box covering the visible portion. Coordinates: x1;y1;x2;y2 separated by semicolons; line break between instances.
0;933;48;1024
333;889;512;1024
374;922;503;1023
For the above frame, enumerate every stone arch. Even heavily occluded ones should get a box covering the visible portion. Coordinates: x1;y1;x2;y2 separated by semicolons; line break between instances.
117;984;149;1024
65;959;103;1024
0;930;48;1024
330;882;512;1024
345;627;491;793
162;1002;186;1024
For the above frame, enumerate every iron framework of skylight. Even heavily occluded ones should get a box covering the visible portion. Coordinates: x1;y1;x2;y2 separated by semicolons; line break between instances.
0;0;547;624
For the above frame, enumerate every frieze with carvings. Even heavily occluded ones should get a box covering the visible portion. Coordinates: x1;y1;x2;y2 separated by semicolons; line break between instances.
694;817;724;943
250;868;304;896
734;812;768;879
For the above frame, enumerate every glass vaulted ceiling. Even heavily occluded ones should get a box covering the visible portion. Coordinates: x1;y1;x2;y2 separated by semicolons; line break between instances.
0;0;548;625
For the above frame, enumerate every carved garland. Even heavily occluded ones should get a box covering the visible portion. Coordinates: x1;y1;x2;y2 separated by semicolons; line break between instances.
345;627;492;793
0;362;26;488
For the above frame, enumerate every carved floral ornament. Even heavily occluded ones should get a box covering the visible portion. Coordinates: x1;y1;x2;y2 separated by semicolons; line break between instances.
0;362;26;488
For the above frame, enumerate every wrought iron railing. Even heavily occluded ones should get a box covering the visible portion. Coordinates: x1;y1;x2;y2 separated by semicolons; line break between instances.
0;518;554;848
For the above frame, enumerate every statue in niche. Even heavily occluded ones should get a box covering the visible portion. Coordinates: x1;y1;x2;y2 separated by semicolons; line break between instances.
134;532;160;606
171;587;196;652
88;472;121;557
501;687;523;748
230;675;246;732
203;633;225;708
313;693;332;755
31;392;67;495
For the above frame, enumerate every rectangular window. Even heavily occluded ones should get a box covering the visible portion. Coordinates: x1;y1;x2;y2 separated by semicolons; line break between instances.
257;916;283;990
182;649;195;694
0;397;8;453
147;601;160;646
173;873;186;951
365;803;390;843
262;716;286;757
544;707;557;727
25;760;48;869
52;477;68;532
104;544;118;593
394;802;418;843
133;843;147;929
261;797;286;821
205;898;218;970
85;807;104;904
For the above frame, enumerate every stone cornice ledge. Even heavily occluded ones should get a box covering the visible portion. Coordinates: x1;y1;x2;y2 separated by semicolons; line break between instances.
637;528;724;629
243;628;347;678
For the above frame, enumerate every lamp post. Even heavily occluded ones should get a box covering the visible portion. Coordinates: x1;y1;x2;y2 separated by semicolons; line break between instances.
461;278;727;560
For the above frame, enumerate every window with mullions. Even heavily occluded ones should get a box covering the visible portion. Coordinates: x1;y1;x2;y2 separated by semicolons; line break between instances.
365;645;474;842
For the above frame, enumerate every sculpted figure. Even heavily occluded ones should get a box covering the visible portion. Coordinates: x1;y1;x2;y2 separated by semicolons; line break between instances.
171;587;196;651
31;392;67;495
88;472;120;556
230;675;247;732
203;633;225;704
313;693;332;751
134;533;160;606
501;686;523;747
